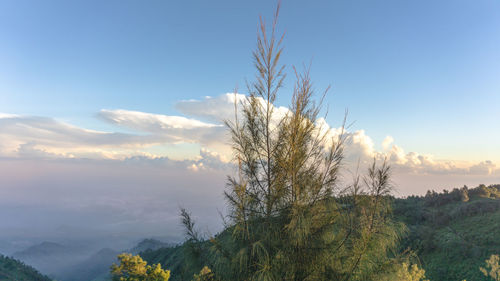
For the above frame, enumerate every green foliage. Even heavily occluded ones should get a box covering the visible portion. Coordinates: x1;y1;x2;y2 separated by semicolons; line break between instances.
192;266;214;281
394;185;500;281
397;263;428;281
381;262;428;281
0;254;52;281
480;255;500;281
111;253;170;281
470;184;500;199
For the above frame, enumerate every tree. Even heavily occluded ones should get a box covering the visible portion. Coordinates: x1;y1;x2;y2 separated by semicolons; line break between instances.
480;254;500;281
192;266;215;281
182;3;406;281
388;263;429;281
111;253;171;281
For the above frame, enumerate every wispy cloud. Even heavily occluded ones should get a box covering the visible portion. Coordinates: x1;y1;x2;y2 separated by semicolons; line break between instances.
99;109;221;130
0;115;162;159
0;94;497;178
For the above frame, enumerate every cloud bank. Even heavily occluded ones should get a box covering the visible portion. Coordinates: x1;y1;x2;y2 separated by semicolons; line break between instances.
0;93;498;177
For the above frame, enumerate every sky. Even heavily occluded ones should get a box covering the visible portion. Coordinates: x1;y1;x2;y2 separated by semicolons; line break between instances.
0;0;499;251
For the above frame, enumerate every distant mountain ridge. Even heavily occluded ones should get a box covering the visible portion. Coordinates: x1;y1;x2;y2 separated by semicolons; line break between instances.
12;241;89;279
130;238;175;254
57;247;120;281
11;238;174;281
13;241;66;260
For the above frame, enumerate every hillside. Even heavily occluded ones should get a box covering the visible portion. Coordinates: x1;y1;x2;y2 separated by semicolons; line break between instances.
139;244;197;281
0;254;52;281
138;184;500;281
394;184;500;281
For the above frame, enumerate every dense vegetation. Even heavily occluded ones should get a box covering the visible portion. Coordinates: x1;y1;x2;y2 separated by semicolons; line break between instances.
0;254;52;281
135;184;500;281
395;184;500;281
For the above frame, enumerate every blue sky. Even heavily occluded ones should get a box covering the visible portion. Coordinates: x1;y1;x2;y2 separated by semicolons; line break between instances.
1;0;499;162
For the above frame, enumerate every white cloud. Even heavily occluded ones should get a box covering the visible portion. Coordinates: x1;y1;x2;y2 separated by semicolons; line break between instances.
99;109;221;130
382;136;394;151
1;94;498;179
175;93;291;126
309;112;496;177
0;115;160;159
469;161;496;175
0;112;228;163
175;93;246;123
99;109;227;148
0;113;18;118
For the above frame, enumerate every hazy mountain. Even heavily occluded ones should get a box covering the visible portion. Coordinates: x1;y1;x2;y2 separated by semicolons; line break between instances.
13;241;66;259
23;238;175;281
130;238;175;254
57;248;119;281
12;241;90;279
57;239;174;281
